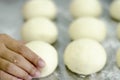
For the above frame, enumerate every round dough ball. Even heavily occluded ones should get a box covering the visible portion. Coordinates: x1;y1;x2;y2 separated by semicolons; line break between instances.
21;17;58;44
117;23;120;40
23;0;57;20
70;0;102;18
116;48;120;68
26;41;58;77
64;39;107;75
69;17;107;42
110;0;120;21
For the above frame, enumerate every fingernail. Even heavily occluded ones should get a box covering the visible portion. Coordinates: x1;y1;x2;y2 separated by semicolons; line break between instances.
28;76;32;80
34;71;41;77
38;59;45;68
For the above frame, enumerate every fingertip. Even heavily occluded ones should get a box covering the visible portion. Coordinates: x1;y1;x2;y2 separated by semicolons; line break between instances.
38;59;45;68
33;71;41;78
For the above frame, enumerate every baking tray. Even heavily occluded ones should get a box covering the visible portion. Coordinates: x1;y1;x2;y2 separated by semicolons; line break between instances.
0;0;120;80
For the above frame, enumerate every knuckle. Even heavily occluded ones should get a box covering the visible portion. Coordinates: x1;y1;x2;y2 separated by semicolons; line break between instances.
13;54;37;75
12;54;23;65
29;66;36;75
34;58;39;65
32;56;40;66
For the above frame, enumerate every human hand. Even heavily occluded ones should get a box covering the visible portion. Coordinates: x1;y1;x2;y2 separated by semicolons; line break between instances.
0;34;45;80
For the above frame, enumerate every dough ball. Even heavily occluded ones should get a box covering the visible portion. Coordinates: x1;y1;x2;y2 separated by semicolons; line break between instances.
69;17;107;42
23;0;57;20
21;17;58;44
70;0;102;18
64;39;107;75
116;48;120;68
117;23;120;40
110;0;120;21
26;41;58;77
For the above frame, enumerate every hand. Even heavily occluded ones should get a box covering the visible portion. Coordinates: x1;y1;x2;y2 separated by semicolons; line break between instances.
0;34;45;80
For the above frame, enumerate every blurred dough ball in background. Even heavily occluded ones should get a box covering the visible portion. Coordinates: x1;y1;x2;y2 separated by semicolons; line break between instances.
21;17;58;44
23;0;57;20
70;0;102;18
116;48;120;68
117;23;120;40
26;41;58;77
110;0;120;21
69;17;107;42
64;39;107;75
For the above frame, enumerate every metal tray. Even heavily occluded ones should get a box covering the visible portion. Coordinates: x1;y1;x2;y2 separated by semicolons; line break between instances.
0;0;120;80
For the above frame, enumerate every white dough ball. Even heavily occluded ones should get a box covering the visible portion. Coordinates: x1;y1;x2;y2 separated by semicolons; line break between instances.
23;0;57;20
110;0;120;21
70;0;102;18
21;18;58;44
117;23;120;40
116;48;120;68
64;39;107;75
26;41;58;77
69;17;107;42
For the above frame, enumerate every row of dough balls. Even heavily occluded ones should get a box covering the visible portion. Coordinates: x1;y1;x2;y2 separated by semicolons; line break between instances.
64;0;107;75
21;0;58;78
64;18;107;75
112;0;120;70
64;0;120;75
69;0;107;42
70;0;120;21
22;0;58;44
117;24;120;68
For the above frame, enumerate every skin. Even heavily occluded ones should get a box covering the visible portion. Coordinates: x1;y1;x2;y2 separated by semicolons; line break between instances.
0;34;45;80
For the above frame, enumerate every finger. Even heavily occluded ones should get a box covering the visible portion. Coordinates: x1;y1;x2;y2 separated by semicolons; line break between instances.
2;34;45;68
18;40;26;44
0;70;22;80
0;49;40;77
17;45;45;68
0;57;32;80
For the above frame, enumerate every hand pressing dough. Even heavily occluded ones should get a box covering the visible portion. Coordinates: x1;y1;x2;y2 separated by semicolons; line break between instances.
23;0;57;20
26;41;58;77
69;17;107;42
21;17;58;44
64;39;107;75
110;0;120;21
70;0;102;18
